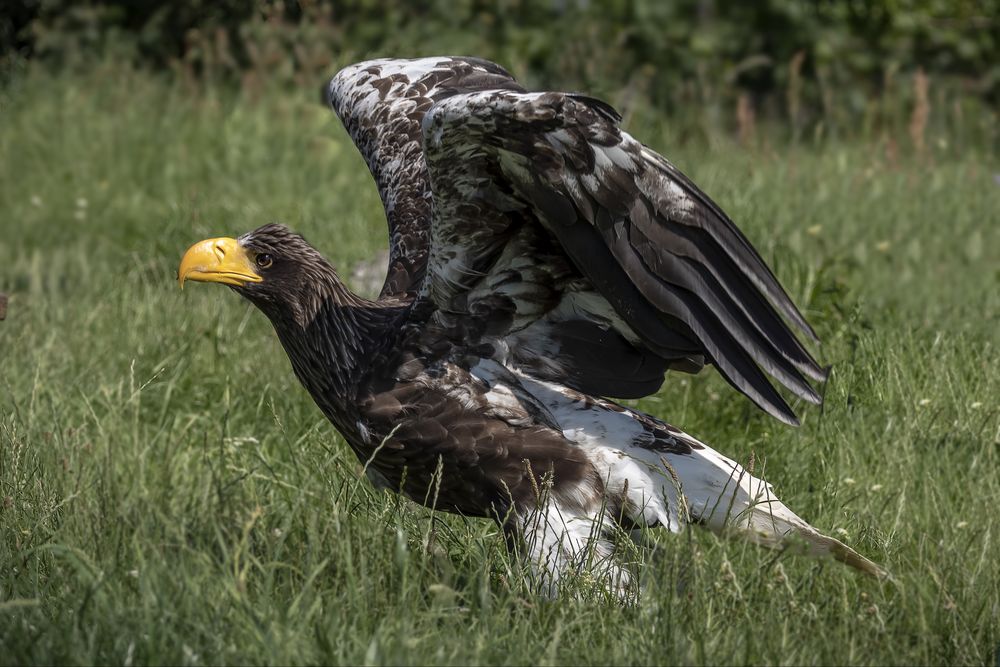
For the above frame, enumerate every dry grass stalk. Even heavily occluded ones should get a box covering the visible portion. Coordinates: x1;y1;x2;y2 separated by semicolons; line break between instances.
884;135;899;170
737;92;756;147
787;50;806;139
910;68;930;155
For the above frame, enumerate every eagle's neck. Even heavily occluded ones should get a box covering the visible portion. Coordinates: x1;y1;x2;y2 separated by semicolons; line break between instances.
266;273;397;413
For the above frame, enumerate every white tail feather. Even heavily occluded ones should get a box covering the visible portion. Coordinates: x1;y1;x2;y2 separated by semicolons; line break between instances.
508;370;888;580
676;445;888;579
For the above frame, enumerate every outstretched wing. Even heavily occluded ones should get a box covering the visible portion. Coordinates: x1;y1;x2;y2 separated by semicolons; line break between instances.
419;88;827;425
326;57;524;299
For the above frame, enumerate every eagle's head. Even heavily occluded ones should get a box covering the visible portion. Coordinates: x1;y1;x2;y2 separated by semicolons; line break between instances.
178;223;338;324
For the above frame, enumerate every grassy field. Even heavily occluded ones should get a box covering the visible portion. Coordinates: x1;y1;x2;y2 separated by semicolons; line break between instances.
1;64;998;666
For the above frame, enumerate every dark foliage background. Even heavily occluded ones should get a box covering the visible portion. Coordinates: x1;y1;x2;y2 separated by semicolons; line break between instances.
2;0;998;143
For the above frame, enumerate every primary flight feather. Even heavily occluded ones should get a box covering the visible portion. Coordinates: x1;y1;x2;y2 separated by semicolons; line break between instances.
178;56;886;593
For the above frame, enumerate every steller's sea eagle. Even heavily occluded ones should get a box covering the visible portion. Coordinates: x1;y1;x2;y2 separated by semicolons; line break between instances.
178;57;886;593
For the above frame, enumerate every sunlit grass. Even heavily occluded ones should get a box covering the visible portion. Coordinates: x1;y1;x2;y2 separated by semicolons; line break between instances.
1;64;998;666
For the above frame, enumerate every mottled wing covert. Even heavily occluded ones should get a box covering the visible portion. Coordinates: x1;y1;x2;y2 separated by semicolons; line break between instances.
326;57;524;298
420;90;827;425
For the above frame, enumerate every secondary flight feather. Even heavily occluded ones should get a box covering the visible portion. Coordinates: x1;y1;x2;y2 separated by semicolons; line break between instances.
178;56;886;594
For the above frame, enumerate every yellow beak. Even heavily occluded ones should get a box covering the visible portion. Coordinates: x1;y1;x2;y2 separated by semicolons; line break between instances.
178;237;264;288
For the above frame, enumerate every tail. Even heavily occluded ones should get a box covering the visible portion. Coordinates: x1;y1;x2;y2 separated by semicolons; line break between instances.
536;387;888;579
666;443;888;579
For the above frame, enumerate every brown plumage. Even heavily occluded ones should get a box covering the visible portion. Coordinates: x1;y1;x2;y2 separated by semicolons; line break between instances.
178;57;886;594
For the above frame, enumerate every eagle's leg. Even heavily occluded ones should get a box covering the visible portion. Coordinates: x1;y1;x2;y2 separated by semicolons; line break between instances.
501;497;636;601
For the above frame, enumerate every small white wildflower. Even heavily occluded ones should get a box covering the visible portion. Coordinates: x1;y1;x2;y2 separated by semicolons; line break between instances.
918;398;931;406
75;197;88;208
272;528;283;538
956;521;968;529
127;569;139;578
835;527;849;537
224;436;260;447
969;402;982;409
843;477;856;485
870;484;883;492
30;195;42;207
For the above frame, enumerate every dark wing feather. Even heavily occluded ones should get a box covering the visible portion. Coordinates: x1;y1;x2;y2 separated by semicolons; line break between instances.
420;90;826;425
326;58;524;299
640;150;819;341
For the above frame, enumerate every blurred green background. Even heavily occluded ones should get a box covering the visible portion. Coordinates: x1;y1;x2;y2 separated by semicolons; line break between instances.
4;0;999;146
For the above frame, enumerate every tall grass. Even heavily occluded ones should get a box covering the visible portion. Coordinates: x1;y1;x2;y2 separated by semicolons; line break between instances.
1;64;998;665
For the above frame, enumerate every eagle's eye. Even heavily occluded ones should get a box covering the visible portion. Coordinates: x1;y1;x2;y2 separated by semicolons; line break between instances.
255;253;273;269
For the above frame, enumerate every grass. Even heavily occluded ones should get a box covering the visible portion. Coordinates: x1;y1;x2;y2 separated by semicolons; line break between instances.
1;63;998;666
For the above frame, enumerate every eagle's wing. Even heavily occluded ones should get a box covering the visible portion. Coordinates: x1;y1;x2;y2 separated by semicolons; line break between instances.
419;89;827;425
326;57;524;299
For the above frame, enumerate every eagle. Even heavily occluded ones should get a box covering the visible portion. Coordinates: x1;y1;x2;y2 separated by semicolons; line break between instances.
178;57;886;593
